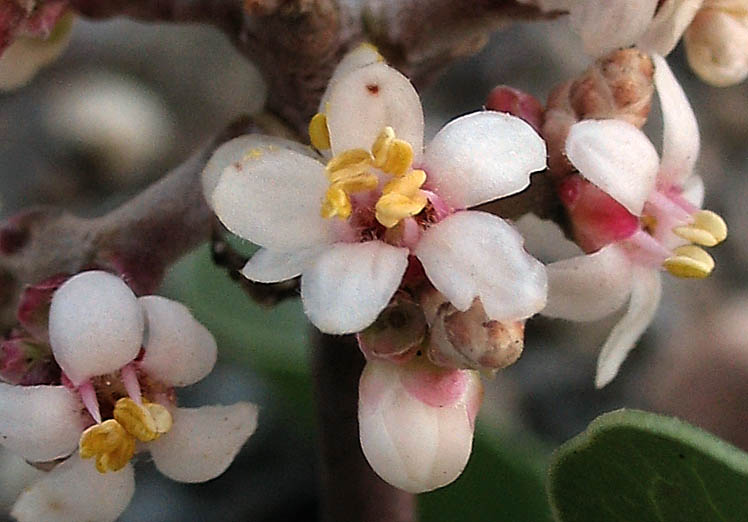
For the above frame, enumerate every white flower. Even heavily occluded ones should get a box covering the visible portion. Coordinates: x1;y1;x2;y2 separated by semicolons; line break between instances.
358;357;483;493
539;55;727;387
207;50;548;335
569;0;704;57
0;271;258;522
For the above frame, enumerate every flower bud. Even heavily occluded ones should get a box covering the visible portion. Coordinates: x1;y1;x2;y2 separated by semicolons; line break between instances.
358;358;483;493
685;3;748;87
357;298;427;363
485;85;544;133
420;287;524;372
544;49;654;177
0;336;59;385
16;273;68;342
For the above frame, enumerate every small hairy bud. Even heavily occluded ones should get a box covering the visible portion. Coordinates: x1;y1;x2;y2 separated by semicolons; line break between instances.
485;85;544;133
543;49;655;177
420;287;525;372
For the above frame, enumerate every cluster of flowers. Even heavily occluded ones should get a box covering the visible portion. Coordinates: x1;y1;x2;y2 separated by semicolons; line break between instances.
0;271;257;520
0;0;733;514
204;35;727;493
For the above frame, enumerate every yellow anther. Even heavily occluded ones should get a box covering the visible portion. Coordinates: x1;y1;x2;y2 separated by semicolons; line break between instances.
673;210;728;247
79;419;136;474
372;127;413;177
664;245;715;279
113;398;173;443
325;149;372;177
357;42;385;62
321;185;352;220
309;113;331;150
375;169;428;228
243;148;264;161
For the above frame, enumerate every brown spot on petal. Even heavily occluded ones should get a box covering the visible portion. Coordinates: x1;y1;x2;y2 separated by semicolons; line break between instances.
366;84;379;94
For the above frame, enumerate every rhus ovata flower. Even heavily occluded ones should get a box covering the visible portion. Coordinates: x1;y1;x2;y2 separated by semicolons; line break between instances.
541;55;727;388
0;270;258;521
358;356;482;493
206;46;548;336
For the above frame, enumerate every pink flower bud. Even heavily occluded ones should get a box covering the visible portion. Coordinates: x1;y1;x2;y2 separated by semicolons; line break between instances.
0;336;59;385
485;85;544;133
559;174;639;253
358;357;482;493
17;273;68;341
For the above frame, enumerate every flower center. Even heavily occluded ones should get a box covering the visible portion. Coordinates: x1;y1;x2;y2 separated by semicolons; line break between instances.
312;123;428;229
79;397;173;473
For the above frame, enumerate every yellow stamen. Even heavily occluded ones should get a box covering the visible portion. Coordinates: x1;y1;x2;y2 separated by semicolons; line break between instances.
673;209;728;247
375;169;428;228
372;127;413;177
321;185;352;220
664;245;715;279
309;113;331;150
357;42;385;62
79;419;136;473
114;398;173;443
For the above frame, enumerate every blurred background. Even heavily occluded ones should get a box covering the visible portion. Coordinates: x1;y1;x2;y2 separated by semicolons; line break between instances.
0;11;746;522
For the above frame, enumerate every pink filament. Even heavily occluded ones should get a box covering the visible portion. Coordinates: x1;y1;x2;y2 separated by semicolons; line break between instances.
120;363;142;405
78;380;101;424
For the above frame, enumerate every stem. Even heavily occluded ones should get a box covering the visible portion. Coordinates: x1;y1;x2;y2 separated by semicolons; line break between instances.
312;331;416;522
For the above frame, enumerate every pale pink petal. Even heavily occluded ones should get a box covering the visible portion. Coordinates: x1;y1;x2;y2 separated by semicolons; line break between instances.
565;119;660;215
0;384;84;462
415;211;547;321
638;0;703;56
301;241;409;334
318;44;384;111
653;54;700;187
570;0;658;56
11;454;135;522
543;245;634;322
150;403;258;483
240;246;322;283
0;450;43;509
358;359;482;493
596;267;662;388
202;134;313;208
48;271;143;385
138;296;217;388
212;145;333;251
513;214;584;263
681;174;704;208
326;62;424;158
421;112;546;208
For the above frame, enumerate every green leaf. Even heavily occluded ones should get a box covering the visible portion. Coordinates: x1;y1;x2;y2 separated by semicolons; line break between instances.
548;409;748;522
420;423;553;522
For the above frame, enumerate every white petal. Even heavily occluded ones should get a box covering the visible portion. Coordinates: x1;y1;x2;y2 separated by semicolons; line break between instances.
202;134;313;209
49;271;143;385
326;62;424;158
150;403;258;483
415;211;547;321
301;241;409;334
653;54;700;188
358;360;481;493
212;145;333;251
565;119;659;215
543;245;634;322
11;454;135;522
570;0;658;57
138;296;217;387
0;384;84;462
681;174;704;208
638;0;703;56
241;246;321;283
421;111;547;208
596;268;662;387
513;214;584;263
0;450;43;510
318;44;384;111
